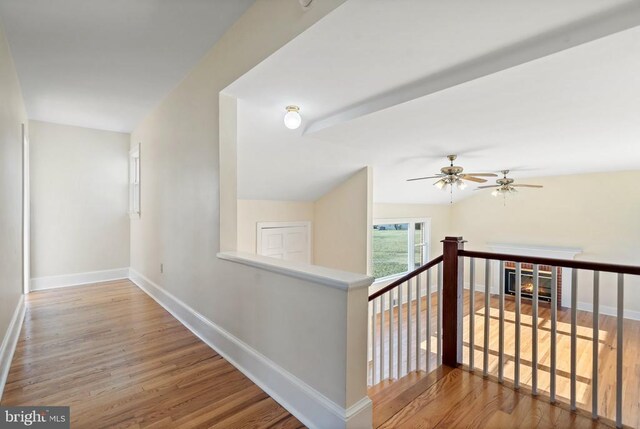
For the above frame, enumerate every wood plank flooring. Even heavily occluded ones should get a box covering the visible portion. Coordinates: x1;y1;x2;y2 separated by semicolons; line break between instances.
0;280;304;429
370;289;640;427
370;366;617;428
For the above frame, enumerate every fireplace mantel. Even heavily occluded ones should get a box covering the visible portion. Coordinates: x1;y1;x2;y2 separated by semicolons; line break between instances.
485;243;582;308
487;243;582;260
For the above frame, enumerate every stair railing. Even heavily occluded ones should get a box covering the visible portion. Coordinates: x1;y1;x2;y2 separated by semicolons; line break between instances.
369;236;640;428
368;254;443;385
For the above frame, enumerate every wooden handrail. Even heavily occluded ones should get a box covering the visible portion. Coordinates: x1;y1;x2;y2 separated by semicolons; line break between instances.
368;254;443;301
367;236;638;424
459;250;640;276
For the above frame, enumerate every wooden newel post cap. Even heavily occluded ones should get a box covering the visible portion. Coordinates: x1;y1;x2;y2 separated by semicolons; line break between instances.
441;236;466;244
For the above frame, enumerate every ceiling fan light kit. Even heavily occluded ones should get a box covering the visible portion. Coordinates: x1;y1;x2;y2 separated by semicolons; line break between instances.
406;157;544;203
479;170;543;204
406;154;497;202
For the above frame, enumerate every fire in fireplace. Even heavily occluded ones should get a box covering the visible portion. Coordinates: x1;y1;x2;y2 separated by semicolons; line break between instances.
504;267;552;302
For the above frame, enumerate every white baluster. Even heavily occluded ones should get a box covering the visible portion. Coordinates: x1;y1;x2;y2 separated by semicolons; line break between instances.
372;298;378;384
389;290;394;380
515;262;521;389
483;259;491;377
407;278;412;373
592;271;599;419
550;267;558;403
616;273;624;428
532;264;539;395
416;274;421;372
570;268;578;411
426;269;432;373
397;282;403;378
437;262;443;367
469;258;475;371
498;260;505;383
380;294;385;381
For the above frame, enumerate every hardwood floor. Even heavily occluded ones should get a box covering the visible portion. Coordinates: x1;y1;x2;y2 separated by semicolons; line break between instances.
1;280;303;429
370;289;640;427
370;366;615;428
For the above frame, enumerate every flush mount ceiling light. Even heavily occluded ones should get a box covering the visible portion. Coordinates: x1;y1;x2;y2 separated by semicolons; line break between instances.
283;105;302;130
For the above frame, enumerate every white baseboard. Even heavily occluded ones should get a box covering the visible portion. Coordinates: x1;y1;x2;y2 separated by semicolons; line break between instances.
30;267;130;291
576;302;640;321
128;269;371;429
0;295;26;402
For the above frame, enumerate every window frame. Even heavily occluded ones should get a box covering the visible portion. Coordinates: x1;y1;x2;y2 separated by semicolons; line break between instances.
129;144;141;219
371;217;431;282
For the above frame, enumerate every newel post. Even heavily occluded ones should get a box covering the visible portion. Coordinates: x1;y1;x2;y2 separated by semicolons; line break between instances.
442;236;465;367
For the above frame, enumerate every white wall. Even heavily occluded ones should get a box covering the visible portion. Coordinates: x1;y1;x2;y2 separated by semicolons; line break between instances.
450;171;640;314
129;1;373;426
237;199;315;256
314;167;373;275
29;120;130;280
0;18;27;351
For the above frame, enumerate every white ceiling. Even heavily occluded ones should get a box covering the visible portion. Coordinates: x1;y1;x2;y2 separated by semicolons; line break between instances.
226;0;640;204
0;0;254;132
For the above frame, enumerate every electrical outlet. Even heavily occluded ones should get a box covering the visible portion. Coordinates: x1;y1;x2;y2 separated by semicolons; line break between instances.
160;263;164;274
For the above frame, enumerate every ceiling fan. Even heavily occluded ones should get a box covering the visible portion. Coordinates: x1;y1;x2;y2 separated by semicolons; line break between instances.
406;154;497;191
476;170;543;197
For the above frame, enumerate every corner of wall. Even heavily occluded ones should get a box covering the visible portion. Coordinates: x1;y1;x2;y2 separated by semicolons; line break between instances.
313;167;372;275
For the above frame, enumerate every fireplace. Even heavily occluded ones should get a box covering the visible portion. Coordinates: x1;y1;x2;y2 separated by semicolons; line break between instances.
489;244;578;308
504;266;554;302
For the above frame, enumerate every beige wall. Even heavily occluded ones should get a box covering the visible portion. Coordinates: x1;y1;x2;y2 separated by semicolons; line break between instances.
237;199;315;256
129;0;372;420
0;20;27;345
314;167;373;275
450;171;640;313
30;121;130;278
374;203;453;262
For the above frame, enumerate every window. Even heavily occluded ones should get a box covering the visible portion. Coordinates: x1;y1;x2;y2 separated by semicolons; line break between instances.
372;218;430;280
129;144;140;218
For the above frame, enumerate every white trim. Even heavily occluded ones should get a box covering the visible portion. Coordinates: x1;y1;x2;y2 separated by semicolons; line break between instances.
129;143;141;218
0;295;26;401
128;269;372;429
487;243;582;259
256;221;312;264
577;302;640;321
30;268;130;291
22;123;30;294
217;251;373;291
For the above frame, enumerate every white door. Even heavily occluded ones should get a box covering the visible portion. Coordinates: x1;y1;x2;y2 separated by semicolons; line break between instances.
258;223;310;264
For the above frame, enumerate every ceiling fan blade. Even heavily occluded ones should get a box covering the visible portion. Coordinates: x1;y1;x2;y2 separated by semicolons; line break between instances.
406;175;444;182
475;185;500;190
460;173;498;177
512;184;543;188
460;176;488;183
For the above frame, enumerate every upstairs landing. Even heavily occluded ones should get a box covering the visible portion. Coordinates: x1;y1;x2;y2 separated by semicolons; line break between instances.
369;367;617;429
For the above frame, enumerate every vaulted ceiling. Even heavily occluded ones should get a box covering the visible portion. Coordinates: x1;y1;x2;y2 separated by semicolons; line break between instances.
226;0;640;204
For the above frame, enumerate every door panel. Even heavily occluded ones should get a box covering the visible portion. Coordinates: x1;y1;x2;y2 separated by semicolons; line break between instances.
259;225;310;263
